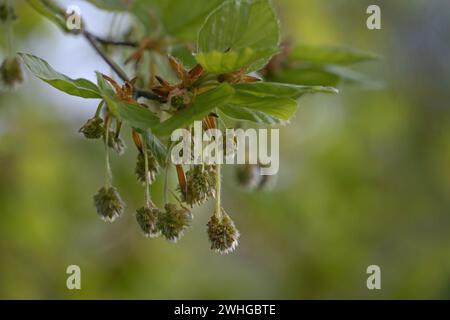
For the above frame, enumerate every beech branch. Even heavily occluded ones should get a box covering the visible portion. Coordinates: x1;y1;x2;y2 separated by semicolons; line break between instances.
83;30;163;102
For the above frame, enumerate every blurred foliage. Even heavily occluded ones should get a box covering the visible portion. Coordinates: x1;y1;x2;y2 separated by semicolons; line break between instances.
0;0;450;299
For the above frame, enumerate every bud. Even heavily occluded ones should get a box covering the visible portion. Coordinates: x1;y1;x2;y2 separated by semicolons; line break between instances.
93;187;125;222
207;208;240;254
236;164;261;189
170;95;185;109
157;203;192;242
136;206;161;238
1;57;23;87
79;117;104;139
182;165;215;207
169;88;192;110
135;151;159;185
105;130;126;155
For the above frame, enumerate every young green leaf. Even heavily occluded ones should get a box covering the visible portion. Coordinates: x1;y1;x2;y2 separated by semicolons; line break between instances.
196;48;279;74
219;105;287;126
160;0;225;41
218;82;338;124
197;0;280;73
271;64;370;87
85;0;130;11
96;72;160;130
170;46;198;70
143;131;168;167
289;45;379;65
227;91;297;121
152;84;235;136
232;82;338;99
86;0;224;41
19;53;101;98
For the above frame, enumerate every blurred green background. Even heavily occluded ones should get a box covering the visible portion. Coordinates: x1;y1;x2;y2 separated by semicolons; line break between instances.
1;0;450;299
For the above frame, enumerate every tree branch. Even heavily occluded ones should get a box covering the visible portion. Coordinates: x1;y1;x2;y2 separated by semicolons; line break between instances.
83;30;130;82
89;33;138;48
83;30;163;102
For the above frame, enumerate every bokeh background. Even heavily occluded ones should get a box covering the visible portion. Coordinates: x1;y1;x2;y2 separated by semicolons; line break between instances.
1;0;450;299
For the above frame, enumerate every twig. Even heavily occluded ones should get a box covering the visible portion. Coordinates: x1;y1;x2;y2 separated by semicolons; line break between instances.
83;30;164;102
83;30;130;82
90;33;138;48
35;0;163;102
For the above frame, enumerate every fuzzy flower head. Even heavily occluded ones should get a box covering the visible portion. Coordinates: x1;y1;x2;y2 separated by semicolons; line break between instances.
207;208;240;254
157;203;192;243
1;57;23;88
79;116;104;139
93;187;125;222
135;151;159;185
182;165;215;207
136;206;161;238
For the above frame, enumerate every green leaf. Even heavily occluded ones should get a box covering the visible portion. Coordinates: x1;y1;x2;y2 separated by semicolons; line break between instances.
232;82;338;99
85;0;159;31
144;131;168;167
196;48;279;74
86;0;225;41
170;46;198;70
228;91;297;121
84;0;130;11
19;53;101;99
219;105;287;126
96;72;160;130
271;65;370;87
197;0;280;73
26;0;68;32
289;45;378;65
160;0;225;41
152;84;235;136
219;82;338;124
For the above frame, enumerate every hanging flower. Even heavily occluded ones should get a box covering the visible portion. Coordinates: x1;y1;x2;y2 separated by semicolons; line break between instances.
1;57;22;87
207;207;240;254
79;116;104;139
182;165;215;207
157;203;192;242
93;187;125;222
136;206;161;238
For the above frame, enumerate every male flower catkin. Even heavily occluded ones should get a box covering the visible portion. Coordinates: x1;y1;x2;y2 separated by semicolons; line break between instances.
79;116;104;139
93;187;125;222
135;151;159;185
207;208;240;254
1;57;23;87
136;206;161;237
183;165;215;206
157;203;192;242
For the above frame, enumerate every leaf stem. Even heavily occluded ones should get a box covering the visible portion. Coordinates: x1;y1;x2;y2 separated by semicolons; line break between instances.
6;0;14;58
215;162;222;219
214;114;222;219
163;143;173;205
104;116;113;188
142;133;151;208
95;100;104;117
